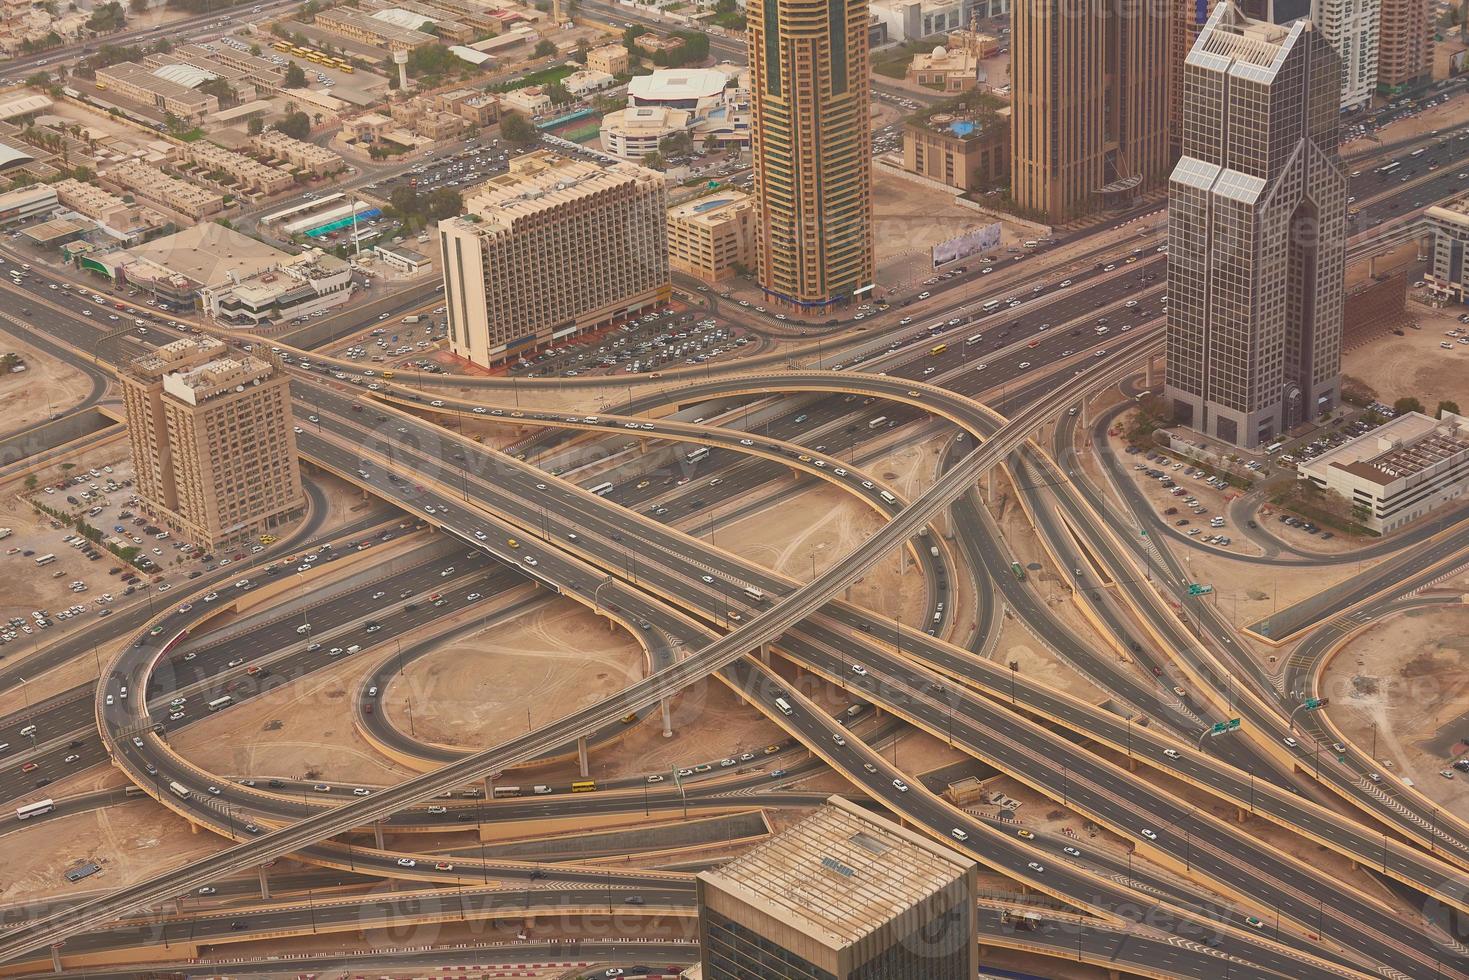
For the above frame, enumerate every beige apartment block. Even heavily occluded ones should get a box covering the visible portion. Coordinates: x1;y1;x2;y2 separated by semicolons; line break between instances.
102;160;225;220
587;42;630;76
94;62;219;123
667;192;754;283
1011;0;1171;221
748;0;875;310
1377;0;1431;94
314;7;436;54
697;797;978;979
176;141;296;195
438;150;670;368
250;130;342;177
120;337;303;551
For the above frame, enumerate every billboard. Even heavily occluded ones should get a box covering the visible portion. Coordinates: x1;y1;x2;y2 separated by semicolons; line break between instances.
932;222;1002;268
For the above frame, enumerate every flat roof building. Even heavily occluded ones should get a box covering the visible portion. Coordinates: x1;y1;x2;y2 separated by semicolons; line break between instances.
1423;194;1469;304
1299;412;1469;532
587;42;630;76
251;130;343;177
120;337;304;550
102;160;226;220
904;110;1009;192
667;192;754;284
438;150;669;368
0;184;57;227
94;62;219;123
314;7;437;54
175;140;296;196
697;796;978;979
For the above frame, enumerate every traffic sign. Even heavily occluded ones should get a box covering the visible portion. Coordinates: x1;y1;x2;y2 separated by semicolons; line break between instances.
1208;718;1241;737
1187;583;1213;596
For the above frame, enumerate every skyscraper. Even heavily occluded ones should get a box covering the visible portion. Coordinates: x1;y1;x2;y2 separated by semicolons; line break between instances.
1011;0;1172;221
1376;0;1431;95
1166;2;1346;449
697;796;978;979
120;337;303;550
748;0;875;311
1236;0;1379;111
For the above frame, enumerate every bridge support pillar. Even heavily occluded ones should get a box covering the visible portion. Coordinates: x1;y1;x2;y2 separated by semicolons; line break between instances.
1108;971;1120;980
50;945;62;974
1145;353;1160;390
189;820;199;835
483;773;496;799
577;736;590;778
373;821;385;850
758;642;770;665
1237;806;1248;823
257;865;270;900
661;697;673;738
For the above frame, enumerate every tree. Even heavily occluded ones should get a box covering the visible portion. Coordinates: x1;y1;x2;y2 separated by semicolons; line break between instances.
1393;396;1425;416
534;38;558;58
544;81;570;105
499;110;539;147
250;43;262;56
284;61;307;88
274;111;311;140
1438;399;1462;416
128;0;146;12
659;131;692;156
247;116;264;136
426;187;462;221
572;38;589;64
406;43;455;78
390;185;421;218
641;150;665;171
199;76;235;107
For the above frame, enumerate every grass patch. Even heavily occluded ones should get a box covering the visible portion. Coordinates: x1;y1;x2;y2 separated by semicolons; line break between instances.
492;64;574;91
872;41;927;79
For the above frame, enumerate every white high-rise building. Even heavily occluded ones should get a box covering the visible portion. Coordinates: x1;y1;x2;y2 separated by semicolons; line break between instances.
1312;0;1378;109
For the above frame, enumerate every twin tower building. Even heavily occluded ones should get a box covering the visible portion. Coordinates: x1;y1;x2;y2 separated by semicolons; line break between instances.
742;0;1348;447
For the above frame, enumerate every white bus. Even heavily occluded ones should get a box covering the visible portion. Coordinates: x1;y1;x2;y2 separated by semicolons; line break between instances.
774;698;793;715
168;781;191;799
743;586;767;603
685;447;710;463
982;300;1002;313
879;490;898;505
589;482;614;497
1378;161;1402;174
33;554;55;566
492;785;522;798
207;696;234;711
868;416;888;429
16;799;54;820
965;333;983;345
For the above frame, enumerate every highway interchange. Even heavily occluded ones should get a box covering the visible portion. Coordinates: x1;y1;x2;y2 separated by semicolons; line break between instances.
0;107;1468;980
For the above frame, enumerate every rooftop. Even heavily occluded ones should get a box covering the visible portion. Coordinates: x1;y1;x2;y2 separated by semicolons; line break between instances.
1309;412;1469;487
122;223;289;289
628;68;728;103
455;150;661;232
697;796;975;951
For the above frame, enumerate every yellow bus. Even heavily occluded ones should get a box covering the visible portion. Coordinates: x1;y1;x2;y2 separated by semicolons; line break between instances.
930;343;948;356
382;370;395;380
571;780;597;793
340;63;355;73
272;41;290;51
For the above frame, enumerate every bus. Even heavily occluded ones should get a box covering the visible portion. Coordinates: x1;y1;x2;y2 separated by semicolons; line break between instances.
492;785;522;798
1410;147;1427;158
965;334;983;345
339;63;355;74
685;447;710;464
589;482;615;497
33;554;55;566
867;416;888;429
879;490;897;505
570;780;597;793
272;41;291;51
1378;161;1402;175
167;781;191;799
207;696;234;712
16;799;54;820
743;586;767;603
982;299;1002;313
930;344;948;356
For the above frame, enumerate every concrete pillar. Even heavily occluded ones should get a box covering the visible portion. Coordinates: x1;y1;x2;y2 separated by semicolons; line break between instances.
759;641;770;665
1145;353;1160;390
577;736;590;778
50;945;62;974
661;697;673;738
257;865;271;899
373;821;385;850
607;614;616;634
483;773;496;799
189;820;198;835
1237;806;1248;823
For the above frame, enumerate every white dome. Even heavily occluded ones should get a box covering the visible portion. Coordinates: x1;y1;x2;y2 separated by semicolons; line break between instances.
933;45;947;57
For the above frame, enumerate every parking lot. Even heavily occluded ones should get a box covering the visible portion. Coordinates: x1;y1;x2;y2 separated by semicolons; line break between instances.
1123;447;1244;551
506;309;754;379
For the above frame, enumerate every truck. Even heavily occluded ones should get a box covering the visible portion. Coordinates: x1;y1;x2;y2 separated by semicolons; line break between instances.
402;315;421;324
0;528;12;540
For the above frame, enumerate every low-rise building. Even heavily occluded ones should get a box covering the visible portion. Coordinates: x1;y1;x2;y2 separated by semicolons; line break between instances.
563;68;616;97
667;192;754;283
176;141;296;196
314;7;437;55
94;62;220;122
502;86;552;114
601;105;692;159
634;32;685;58
102;160;226;220
203;250;354;326
587;42;629;76
432;88;501;126
871;0;963;42
373;241;432;274
0;184;57;227
51;178;160;241
1425;195;1469;303
251;130;342;177
1299;411;1469;533
906;44;981;93
902;110;1009;192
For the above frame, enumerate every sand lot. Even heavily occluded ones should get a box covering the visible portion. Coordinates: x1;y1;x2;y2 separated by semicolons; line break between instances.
0;329;94;436
383;598;647;750
1320;604;1469;813
1343;314;1469;412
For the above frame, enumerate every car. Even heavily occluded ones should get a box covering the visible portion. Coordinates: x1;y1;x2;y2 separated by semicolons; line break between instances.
353;787;371;796
891;778;908;792
950;828;969;842
1063;846;1081;857
20;762;36;773
1027;862;1045;873
1245;916;1264;929
851;663;867;676
313;783;331;792
228;658;244;668
831;734;846;747
396;858;417;867
1368;772;1382;783
1332;742;1346;754
1016;828;1034;840
197;886;216;895
1442;769;1457;780
434;861;454;871
1140;828;1158;840
1283;737;1298;748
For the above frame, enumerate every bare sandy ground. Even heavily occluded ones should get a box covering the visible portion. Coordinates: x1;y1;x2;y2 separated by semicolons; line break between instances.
1320;604;1469;813
382;598;647;750
1344;312;1469;412
0;798;225;904
0;330;94;433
